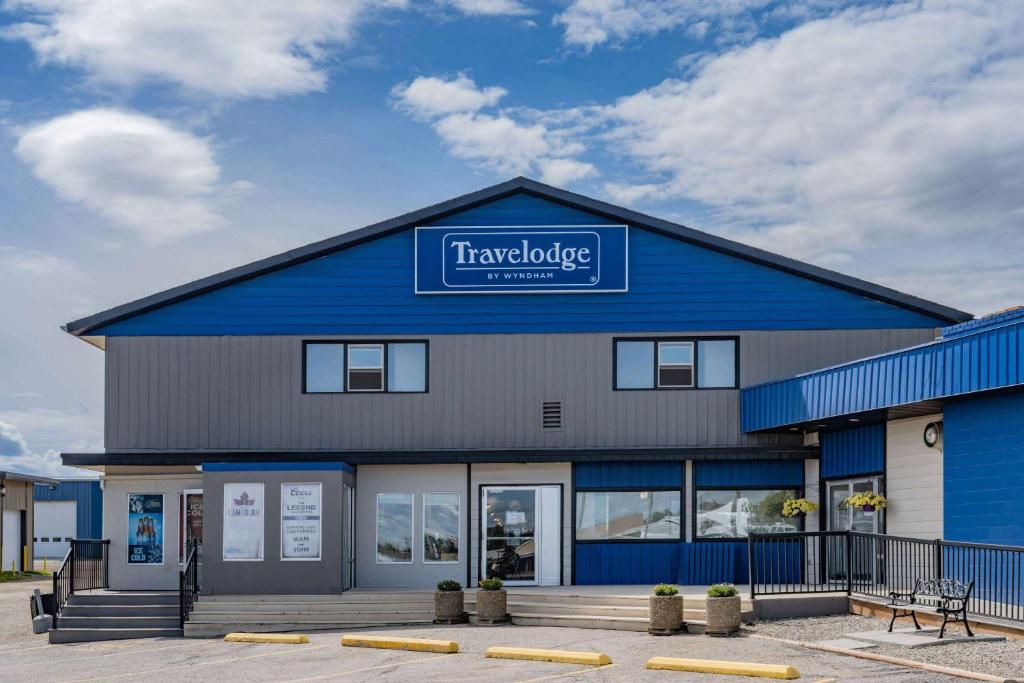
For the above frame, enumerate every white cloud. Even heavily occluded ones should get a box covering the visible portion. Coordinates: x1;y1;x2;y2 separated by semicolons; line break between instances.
0;420;94;478
0;246;74;275
392;74;507;118
393;74;596;183
440;0;533;16
15;108;242;243
599;1;1024;311
2;0;406;98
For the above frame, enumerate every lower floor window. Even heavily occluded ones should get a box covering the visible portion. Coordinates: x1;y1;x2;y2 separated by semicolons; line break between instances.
575;490;682;540
423;493;460;563
376;493;413;563
695;489;800;538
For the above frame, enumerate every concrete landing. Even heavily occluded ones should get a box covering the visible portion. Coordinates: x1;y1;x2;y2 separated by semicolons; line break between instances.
846;628;1006;648
817;638;877;650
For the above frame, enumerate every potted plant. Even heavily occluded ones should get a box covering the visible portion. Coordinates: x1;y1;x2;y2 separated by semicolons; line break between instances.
434;579;468;624
842;491;887;513
782;498;819;519
475;577;510;624
704;583;741;636
648;583;684;636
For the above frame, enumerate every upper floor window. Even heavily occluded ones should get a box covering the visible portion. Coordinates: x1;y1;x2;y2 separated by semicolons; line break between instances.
614;337;737;390
303;341;427;394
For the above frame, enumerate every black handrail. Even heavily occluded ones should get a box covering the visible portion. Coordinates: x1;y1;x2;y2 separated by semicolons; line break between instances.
750;531;1024;624
179;539;200;628
51;539;110;630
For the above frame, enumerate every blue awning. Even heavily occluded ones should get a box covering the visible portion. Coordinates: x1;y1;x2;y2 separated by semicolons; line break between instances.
742;308;1024;432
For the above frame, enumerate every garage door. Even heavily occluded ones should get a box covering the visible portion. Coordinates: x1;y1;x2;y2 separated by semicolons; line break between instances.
2;510;20;571
34;501;77;560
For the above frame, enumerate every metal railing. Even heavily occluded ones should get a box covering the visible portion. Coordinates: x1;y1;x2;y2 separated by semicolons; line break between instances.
749;531;1024;624
51;539;110;629
179;539;200;628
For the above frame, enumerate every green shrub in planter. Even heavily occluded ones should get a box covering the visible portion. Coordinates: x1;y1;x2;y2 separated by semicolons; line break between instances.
479;578;504;591
437;579;463;592
649;584;683;635
475;577;508;623
707;583;738;598
653;583;679;597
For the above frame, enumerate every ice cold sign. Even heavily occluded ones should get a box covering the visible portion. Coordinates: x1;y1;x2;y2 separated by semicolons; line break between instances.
415;225;628;293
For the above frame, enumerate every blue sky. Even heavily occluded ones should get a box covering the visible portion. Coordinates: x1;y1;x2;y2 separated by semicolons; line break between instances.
1;0;1022;476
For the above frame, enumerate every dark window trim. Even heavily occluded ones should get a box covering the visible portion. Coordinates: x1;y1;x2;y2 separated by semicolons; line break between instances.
574;488;684;543
612;336;740;391
302;339;430;394
692;484;805;542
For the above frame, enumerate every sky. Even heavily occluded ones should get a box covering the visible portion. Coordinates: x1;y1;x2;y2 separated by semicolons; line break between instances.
0;0;1021;477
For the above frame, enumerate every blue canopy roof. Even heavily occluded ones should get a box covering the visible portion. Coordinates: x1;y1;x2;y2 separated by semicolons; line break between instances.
741;308;1024;432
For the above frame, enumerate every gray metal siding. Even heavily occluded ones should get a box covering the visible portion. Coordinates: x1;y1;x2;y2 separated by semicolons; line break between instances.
105;329;936;452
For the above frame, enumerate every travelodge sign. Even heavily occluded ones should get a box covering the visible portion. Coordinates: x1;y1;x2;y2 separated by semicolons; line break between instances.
414;225;628;294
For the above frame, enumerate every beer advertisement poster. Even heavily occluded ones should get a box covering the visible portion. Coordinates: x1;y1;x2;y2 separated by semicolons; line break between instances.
223;483;264;561
281;483;321;560
127;493;164;564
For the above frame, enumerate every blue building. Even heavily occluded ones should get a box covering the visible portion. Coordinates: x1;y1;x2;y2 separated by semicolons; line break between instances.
33;479;103;559
58;177;975;594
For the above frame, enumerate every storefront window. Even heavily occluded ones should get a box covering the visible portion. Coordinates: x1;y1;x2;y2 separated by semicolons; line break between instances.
423;492;460;563
376;492;413;563
576;490;681;540
695;489;800;538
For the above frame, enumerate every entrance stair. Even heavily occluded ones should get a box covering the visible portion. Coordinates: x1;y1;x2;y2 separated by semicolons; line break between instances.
50;592;182;643
182;588;754;637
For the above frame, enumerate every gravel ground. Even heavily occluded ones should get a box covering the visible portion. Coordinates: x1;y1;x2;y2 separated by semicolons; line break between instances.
751;613;1024;679
0;575;49;645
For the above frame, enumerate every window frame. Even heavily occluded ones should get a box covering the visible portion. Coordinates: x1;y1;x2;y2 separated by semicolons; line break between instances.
692;484;805;542
375;492;415;565
347;343;385;393
612;336;740;391
422;492;462;564
302;340;430;394
573;487;684;544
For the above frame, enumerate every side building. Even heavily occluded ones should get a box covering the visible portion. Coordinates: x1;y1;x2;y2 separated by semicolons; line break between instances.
59;177;970;593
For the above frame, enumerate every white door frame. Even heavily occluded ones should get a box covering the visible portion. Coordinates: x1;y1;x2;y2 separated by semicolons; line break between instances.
480;485;561;587
826;476;883;533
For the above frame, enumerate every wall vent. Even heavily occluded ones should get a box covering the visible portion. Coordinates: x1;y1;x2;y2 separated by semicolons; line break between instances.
542;401;562;431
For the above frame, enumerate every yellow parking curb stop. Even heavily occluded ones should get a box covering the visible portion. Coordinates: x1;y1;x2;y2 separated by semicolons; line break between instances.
224;633;310;644
645;657;799;679
340;634;459;653
485;647;611;666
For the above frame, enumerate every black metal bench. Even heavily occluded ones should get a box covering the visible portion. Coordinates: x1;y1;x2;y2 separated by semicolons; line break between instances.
887;578;975;638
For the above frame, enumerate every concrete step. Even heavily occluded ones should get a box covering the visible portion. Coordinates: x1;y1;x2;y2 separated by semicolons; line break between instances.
466;601;649;618
201;593;434;603
184;620;433;639
481;613;651;632
70;592;179;607
493;593;650;607
61;604;179;618
188;611;435;624
49;627;183;644
193;601;433;614
58;615;181;630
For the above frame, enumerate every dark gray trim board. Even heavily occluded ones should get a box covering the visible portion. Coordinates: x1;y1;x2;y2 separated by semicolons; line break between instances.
63;177;969;337
61;446;818;467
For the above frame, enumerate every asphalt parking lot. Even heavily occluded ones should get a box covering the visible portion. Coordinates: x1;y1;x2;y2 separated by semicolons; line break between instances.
0;609;971;683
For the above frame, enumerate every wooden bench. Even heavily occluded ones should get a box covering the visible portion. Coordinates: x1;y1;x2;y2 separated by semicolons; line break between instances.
887;578;975;638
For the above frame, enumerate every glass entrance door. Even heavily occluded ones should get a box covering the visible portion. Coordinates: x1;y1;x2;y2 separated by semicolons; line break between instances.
827;477;882;584
181;490;203;581
482;487;537;585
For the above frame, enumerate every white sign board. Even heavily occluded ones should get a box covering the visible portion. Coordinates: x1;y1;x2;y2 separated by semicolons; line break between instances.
223;483;264;561
281;483;322;560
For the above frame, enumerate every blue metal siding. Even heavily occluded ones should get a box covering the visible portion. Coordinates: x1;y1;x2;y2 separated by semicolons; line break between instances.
34;481;103;540
819;424;885;479
694;460;804;487
742;319;1024;431
574;462;683;489
944;393;1024;546
91;195;946;336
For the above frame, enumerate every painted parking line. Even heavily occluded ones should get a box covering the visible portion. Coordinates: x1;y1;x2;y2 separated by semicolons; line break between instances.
4;639;219;670
515;662;620;683
282;653;453;682
69;643;333;682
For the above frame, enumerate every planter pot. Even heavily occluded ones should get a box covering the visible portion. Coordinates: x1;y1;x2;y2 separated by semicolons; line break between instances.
475;589;510;624
434;590;467;624
704;595;741;637
648;595;684;636
862;504;874;512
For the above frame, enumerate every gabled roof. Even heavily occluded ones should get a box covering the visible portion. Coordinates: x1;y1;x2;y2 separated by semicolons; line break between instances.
63;177;971;338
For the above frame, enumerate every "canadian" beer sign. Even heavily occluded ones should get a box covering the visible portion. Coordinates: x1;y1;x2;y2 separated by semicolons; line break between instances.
415;225;628;294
